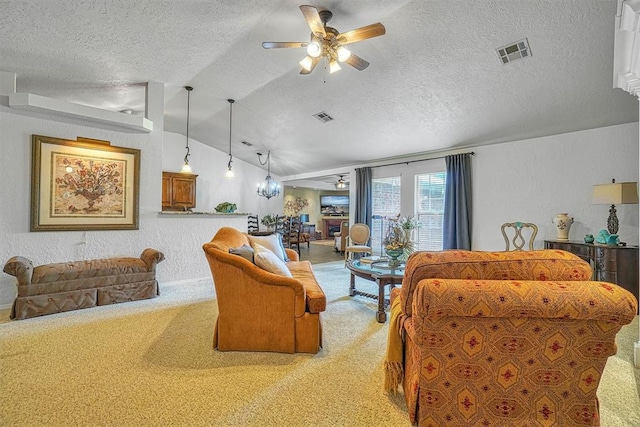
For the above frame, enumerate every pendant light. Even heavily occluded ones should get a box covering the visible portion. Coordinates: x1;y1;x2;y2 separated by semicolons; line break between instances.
181;86;194;173
225;99;235;178
256;151;281;199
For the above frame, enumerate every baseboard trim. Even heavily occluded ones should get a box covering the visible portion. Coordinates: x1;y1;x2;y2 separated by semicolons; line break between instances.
160;277;211;287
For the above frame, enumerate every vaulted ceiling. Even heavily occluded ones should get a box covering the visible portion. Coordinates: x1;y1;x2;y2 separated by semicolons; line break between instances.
1;0;637;180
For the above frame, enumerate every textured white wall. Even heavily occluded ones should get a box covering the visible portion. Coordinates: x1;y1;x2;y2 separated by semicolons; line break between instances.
0;105;637;309
473;123;639;250
364;123;638;250
0;101;283;307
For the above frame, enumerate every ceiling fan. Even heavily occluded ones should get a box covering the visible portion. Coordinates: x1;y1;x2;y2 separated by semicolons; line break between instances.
262;5;386;75
336;175;347;189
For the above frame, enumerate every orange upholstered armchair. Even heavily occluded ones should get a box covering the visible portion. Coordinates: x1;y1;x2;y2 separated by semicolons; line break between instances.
202;227;325;354
386;250;637;426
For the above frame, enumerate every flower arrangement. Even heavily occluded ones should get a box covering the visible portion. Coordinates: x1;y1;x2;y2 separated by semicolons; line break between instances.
261;213;278;228
397;215;420;231
383;215;419;264
383;223;414;252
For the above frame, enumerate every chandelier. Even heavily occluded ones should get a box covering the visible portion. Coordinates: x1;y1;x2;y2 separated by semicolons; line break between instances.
256;151;281;199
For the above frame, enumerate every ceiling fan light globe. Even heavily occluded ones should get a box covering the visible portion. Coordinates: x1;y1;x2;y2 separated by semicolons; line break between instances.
329;59;341;74
307;41;322;57
299;56;314;71
337;46;351;62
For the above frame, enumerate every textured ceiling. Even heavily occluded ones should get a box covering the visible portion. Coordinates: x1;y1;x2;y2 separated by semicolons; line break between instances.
1;0;637;179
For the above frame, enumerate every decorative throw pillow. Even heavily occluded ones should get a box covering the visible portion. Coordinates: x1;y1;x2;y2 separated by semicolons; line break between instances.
248;234;289;262
228;244;254;263
253;244;292;277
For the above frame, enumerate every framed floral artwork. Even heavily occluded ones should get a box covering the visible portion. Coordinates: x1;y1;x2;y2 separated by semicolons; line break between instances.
31;135;140;231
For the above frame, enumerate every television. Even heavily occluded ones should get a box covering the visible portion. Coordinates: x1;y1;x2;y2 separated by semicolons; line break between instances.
320;194;349;216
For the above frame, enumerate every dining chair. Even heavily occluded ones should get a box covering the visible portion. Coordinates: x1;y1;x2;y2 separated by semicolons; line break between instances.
287;216;303;255
501;221;538;251
247;214;259;233
344;223;372;264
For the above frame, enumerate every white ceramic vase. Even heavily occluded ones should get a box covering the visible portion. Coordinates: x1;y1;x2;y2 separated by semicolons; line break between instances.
552;213;574;240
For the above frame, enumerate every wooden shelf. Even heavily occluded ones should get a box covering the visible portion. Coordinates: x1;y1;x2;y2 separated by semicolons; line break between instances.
158;212;249;216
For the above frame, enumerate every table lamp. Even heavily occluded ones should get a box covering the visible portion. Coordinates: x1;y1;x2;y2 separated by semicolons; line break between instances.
592;179;638;234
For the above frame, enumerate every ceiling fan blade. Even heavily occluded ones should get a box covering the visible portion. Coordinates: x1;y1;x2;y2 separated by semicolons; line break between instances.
300;5;326;38
337;23;386;45
345;53;369;71
300;57;321;75
262;42;308;49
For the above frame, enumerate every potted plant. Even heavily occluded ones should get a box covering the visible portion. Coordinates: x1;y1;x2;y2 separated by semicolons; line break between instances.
261;214;278;230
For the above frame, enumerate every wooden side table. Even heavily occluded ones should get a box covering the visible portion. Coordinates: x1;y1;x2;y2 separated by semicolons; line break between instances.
544;240;639;303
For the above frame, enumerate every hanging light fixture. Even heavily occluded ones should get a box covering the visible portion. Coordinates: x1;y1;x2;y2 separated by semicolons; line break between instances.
181;86;194;173
225;99;235;178
256;151;281;199
336;175;346;189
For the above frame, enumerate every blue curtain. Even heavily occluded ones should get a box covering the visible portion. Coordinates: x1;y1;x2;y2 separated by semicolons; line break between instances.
443;153;473;249
354;167;372;229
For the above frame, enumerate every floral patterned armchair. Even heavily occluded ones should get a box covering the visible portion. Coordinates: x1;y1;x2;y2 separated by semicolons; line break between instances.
386;250;637;426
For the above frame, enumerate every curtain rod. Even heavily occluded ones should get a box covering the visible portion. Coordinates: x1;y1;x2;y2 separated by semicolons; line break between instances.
369;151;475;169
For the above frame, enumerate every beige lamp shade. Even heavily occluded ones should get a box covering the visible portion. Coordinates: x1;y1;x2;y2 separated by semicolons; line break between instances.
592;182;639;205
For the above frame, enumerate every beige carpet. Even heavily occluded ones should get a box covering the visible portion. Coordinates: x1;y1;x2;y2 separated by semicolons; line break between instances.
0;261;638;426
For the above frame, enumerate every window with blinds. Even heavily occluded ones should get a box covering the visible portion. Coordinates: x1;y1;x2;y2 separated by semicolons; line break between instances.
371;176;401;255
415;172;446;251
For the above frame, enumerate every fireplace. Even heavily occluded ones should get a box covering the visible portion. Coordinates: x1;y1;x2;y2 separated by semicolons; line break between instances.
322;218;347;239
328;225;341;235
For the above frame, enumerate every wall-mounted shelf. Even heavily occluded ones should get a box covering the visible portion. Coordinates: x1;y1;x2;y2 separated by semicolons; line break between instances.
158;211;250;216
7;92;153;133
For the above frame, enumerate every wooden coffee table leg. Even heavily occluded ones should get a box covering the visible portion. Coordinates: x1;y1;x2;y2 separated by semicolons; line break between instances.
349;271;356;296
376;279;387;323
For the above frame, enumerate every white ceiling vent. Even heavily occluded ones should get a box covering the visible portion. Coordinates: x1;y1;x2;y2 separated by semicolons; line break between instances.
313;111;334;123
496;38;531;64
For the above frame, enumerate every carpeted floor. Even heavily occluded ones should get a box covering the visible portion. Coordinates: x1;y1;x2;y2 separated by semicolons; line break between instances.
310;239;336;247
0;261;638;426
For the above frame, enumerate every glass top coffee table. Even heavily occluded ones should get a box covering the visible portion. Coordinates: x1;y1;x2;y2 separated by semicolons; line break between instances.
346;259;405;323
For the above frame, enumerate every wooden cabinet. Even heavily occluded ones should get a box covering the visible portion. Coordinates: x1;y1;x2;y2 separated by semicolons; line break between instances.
162;172;197;211
544;240;638;303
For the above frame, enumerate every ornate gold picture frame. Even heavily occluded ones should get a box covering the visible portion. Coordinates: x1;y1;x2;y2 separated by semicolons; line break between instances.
31;135;140;231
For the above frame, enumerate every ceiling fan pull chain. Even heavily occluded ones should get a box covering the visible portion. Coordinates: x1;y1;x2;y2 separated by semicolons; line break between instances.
323;58;328;84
